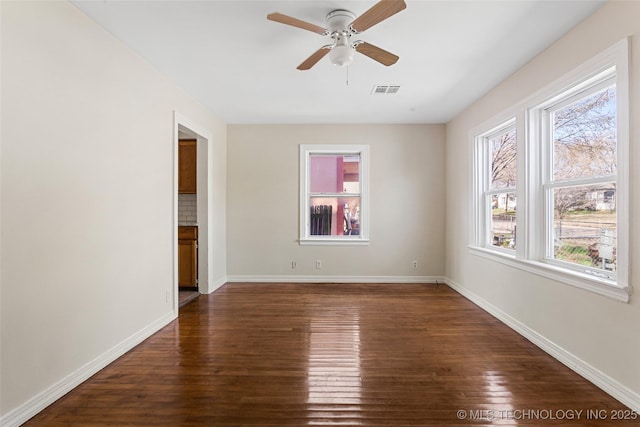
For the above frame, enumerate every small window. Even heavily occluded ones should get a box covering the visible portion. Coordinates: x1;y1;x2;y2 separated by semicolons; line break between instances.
300;145;369;245
473;120;517;252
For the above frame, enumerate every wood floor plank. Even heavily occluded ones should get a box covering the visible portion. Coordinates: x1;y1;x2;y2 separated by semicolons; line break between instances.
24;283;636;426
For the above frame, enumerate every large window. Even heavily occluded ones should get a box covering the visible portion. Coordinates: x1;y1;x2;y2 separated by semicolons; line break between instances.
299;145;369;245
470;39;629;301
542;79;618;279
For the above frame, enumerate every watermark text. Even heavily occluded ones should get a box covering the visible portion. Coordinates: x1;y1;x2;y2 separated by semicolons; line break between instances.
456;408;638;421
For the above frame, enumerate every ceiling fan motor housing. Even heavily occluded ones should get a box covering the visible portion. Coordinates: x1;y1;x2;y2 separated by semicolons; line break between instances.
326;9;356;33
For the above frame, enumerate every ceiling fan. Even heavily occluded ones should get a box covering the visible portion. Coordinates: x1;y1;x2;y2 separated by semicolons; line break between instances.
267;0;406;70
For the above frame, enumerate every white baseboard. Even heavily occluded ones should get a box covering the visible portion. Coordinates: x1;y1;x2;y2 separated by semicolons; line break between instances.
0;311;177;427
202;275;227;294
444;277;640;413
226;275;446;283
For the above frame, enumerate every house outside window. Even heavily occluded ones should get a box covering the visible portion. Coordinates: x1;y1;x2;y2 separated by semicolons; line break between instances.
299;145;369;245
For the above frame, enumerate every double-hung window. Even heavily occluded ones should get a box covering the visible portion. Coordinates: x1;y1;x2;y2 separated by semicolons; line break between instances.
299;144;369;245
538;72;619;280
470;39;629;301
474;120;517;252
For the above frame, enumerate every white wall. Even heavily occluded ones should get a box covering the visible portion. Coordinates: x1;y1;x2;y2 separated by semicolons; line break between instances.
227;124;445;280
0;1;226;420
445;0;640;406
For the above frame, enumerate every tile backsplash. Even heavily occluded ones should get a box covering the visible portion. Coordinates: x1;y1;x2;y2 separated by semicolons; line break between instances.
178;193;197;224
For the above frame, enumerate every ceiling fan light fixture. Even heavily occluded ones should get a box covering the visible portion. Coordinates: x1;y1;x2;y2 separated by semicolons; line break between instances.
268;1;406;70
329;45;354;67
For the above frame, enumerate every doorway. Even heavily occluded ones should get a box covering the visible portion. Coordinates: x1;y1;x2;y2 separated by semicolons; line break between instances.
174;112;212;313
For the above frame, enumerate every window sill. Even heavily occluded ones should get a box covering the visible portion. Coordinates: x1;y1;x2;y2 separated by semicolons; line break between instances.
300;237;370;246
467;246;630;302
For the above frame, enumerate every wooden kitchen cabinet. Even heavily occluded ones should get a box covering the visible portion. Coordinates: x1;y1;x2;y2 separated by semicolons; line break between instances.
178;139;197;194
178;226;198;289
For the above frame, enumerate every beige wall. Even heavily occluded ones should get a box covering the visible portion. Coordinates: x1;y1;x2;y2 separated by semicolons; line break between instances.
445;0;640;401
227;124;445;279
0;1;227;418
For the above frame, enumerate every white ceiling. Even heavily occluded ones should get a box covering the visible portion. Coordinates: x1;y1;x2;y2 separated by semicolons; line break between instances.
72;0;605;124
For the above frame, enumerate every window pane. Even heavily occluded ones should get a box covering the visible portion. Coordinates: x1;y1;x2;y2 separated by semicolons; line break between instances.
490;128;516;189
310;154;360;194
552;86;616;181
552;184;616;272
309;196;360;236
490;193;516;249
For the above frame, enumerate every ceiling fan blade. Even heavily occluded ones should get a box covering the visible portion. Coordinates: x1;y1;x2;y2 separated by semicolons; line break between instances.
355;42;399;66
350;0;407;33
267;12;327;35
297;47;331;70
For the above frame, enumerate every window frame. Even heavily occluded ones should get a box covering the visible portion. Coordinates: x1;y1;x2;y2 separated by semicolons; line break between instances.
469;39;630;302
537;75;618;279
299;144;370;245
472;118;518;255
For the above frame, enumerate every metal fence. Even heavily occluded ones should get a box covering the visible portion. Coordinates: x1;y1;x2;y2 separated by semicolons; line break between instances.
555;233;616;271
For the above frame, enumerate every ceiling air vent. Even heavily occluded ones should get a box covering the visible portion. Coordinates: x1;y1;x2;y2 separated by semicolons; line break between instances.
371;84;400;95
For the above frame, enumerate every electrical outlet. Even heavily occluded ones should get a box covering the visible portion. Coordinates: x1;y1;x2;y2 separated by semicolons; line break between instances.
412;260;418;269
316;259;322;269
291;261;296;269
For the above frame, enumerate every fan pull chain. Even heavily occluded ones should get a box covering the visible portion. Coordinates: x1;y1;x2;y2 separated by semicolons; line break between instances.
346;66;349;87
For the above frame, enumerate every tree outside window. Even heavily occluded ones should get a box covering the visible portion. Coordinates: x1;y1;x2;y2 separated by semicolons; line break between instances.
548;84;617;272
489;127;517;249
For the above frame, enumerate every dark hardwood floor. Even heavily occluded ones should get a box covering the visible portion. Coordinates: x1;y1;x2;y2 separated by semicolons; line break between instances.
26;283;635;426
178;289;199;308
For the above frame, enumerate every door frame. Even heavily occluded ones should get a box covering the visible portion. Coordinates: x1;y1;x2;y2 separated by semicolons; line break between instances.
173;112;214;313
